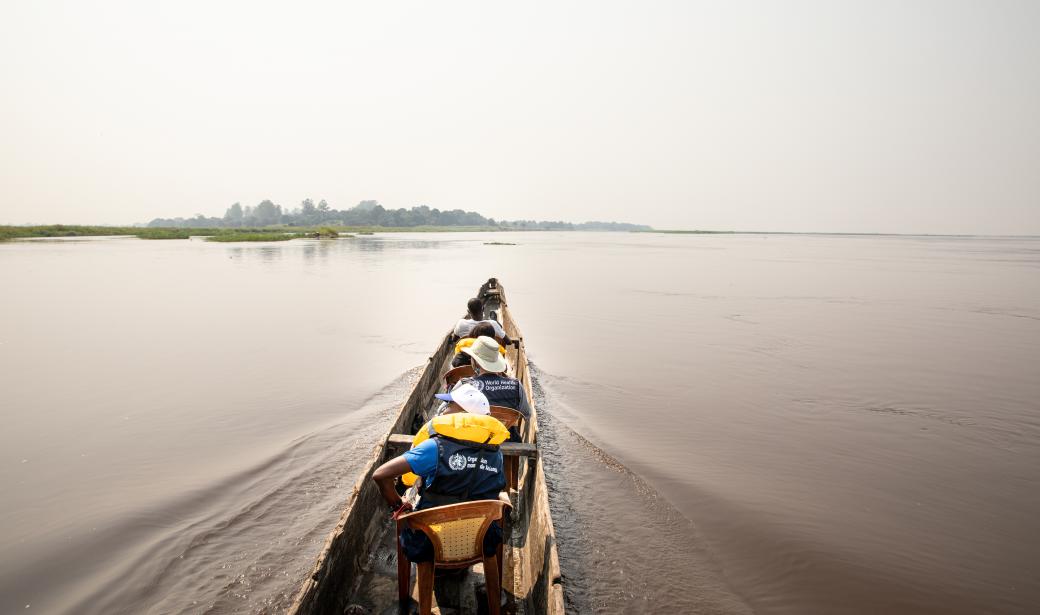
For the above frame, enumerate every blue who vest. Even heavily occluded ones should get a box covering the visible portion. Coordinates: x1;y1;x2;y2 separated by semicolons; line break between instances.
464;374;527;416
417;436;505;510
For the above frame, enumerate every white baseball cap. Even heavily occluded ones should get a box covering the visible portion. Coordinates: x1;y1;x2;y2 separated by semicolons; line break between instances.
433;383;490;415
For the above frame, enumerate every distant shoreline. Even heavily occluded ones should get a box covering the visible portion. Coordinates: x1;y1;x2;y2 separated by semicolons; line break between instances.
0;224;650;242
2;225;1037;242
0;224;509;242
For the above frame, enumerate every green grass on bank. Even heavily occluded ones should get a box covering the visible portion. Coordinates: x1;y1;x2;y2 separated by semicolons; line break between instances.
1;225;143;240
0;225;229;240
2;225;315;242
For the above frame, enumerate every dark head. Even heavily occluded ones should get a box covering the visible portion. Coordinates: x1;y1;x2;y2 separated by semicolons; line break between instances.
466;298;484;320
469;321;497;340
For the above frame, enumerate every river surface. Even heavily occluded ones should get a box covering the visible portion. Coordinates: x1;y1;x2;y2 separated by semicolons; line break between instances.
1;232;1038;614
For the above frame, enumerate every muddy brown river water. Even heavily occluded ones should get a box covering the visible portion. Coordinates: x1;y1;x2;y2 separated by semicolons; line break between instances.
1;232;1038;614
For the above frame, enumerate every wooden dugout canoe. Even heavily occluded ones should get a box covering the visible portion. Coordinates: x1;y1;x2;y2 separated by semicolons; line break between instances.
288;279;564;614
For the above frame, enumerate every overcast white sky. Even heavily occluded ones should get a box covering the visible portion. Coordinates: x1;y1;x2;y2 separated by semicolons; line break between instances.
1;1;1037;233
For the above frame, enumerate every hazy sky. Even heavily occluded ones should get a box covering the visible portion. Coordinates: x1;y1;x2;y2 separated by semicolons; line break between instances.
1;1;1038;233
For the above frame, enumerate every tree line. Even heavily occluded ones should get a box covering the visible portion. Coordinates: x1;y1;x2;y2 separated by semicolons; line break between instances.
147;200;650;231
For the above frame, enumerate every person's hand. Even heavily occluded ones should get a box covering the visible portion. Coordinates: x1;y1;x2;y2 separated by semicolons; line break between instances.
391;500;413;520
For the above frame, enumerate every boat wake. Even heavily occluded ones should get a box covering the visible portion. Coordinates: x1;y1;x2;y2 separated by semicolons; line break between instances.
47;361;751;615
530;363;754;615
61;367;426;615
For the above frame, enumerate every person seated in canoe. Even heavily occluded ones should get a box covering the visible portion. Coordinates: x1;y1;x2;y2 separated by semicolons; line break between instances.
372;384;510;563
457;336;530;420
450;321;507;368
453;297;510;346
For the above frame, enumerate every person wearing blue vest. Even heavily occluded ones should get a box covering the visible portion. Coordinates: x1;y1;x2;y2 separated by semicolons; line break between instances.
372;384;507;562
457;335;530;419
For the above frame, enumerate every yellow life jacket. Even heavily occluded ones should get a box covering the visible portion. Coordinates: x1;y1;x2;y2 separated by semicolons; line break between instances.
455;337;507;356
400;413;510;486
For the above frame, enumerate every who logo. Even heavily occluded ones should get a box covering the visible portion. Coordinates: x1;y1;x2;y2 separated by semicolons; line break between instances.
448;453;467;471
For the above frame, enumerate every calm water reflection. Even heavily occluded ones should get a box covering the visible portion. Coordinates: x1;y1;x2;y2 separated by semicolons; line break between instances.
1;232;1038;614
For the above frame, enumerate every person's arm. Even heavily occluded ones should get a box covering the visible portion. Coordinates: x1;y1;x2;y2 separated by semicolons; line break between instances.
372;439;438;514
492;321;512;346
372;456;413;511
516;384;531;418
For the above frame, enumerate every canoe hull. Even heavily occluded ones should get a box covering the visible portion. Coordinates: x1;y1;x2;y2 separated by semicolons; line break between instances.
288;280;563;614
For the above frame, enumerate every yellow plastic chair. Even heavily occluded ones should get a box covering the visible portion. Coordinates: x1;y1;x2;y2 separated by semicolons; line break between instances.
396;500;510;615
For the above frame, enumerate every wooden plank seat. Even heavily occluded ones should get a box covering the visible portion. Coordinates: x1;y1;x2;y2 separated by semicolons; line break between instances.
397;500;511;615
386;434;537;457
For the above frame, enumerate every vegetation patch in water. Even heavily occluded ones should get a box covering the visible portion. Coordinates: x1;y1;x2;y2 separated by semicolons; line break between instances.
134;228;201;239
637;229;735;234
205;232;297;242
304;227;340;239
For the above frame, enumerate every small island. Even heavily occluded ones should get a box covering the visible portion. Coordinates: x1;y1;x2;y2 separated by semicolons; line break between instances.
1;201;651;242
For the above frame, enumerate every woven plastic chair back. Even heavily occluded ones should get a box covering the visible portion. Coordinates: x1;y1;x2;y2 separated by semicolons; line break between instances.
400;500;509;567
428;517;486;562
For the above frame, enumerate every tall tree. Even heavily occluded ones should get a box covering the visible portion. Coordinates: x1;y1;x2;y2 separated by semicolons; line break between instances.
300;199;317;224
223;202;243;227
253;200;282;226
